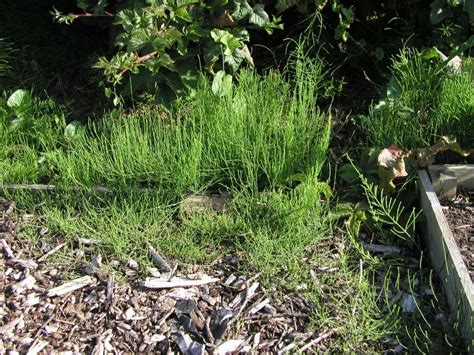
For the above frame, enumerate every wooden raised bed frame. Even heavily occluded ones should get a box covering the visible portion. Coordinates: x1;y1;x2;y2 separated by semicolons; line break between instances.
419;165;474;352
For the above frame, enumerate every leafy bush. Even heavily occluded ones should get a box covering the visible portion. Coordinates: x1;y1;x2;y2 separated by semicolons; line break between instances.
54;1;284;105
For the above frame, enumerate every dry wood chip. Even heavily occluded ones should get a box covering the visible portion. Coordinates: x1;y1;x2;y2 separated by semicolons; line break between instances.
253;332;261;349
147;267;161;277
92;329;114;355
148;244;171;272
37;243;66;262
224;274;237;285
12;275;36;295
229;282;259;310
142;275;219;289
77;237;102;245
11;258;38;270
299;331;335;352
248;298;270;315
127;259;139;270
363;243;402;254
106;273;114;307
171;331;205;355
0;315;24;336
166;287;197;300
124;307;135;320
144;334;166;345
0;239;15;258
47;276;94;297
85;254;102;275
24;293;41;307
27;340;49;354
216;339;250;354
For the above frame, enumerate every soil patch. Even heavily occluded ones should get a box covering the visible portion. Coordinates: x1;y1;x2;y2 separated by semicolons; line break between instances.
440;191;474;282
0;200;326;353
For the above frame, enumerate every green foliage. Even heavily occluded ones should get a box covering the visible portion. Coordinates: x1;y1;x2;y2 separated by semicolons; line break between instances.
0;90;69;183
54;0;283;105
358;172;419;245
50;56;333;194
275;0;355;42
361;48;474;149
430;0;474;50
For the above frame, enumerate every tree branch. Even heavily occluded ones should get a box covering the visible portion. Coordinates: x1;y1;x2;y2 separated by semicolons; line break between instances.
119;51;159;76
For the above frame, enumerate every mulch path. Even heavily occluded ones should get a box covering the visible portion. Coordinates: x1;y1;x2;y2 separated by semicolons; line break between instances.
440;191;474;282
0;200;329;353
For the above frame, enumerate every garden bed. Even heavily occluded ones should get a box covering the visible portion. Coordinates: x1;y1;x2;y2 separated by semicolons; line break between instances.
0;201;321;353
440;191;473;283
419;166;474;352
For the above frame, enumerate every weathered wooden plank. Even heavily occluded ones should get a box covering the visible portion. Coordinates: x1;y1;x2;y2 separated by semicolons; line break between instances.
428;165;474;198
419;170;474;352
445;164;474;189
427;165;457;198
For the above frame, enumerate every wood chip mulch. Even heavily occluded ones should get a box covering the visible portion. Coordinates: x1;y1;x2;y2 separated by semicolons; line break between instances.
0;201;327;354
440;191;474;282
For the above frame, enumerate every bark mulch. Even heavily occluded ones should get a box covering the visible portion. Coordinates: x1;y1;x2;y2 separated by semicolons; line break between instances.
0;201;328;354
440;191;474;282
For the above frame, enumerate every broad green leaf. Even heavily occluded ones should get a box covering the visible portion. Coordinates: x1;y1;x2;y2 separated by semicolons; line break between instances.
64;121;84;140
240;45;254;67
465;0;474;22
430;0;453;24
338;163;359;183
249;4;270;27
420;47;441;61
211;29;241;53
175;6;193;22
447;0;462;6
211;70;233;96
224;47;245;73
386;76;401;101
232;0;252;20
275;0;298;13
340;6;354;22
230;28;250;42
374;47;384;61
7;89;30;109
373;100;388;113
264;16;284;35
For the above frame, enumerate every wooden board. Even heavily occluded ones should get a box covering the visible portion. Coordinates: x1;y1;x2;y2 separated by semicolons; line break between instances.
419;170;474;352
428;164;474;198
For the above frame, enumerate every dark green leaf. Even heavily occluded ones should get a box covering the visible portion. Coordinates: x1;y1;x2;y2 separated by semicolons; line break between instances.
211;70;233;96
249;4;270;27
232;0;252;20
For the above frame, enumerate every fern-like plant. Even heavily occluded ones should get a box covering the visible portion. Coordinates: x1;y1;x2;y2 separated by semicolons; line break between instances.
352;162;420;245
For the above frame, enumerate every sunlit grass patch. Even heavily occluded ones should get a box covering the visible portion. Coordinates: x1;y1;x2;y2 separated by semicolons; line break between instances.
361;48;474;149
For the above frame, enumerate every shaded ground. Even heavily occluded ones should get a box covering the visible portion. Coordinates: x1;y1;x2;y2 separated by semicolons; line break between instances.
441;191;474;282
0;200;329;353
